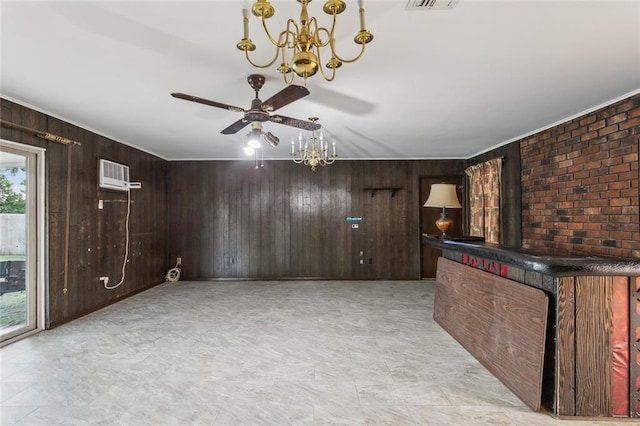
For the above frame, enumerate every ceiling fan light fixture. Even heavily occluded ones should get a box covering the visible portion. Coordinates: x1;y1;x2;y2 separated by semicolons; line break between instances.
246;127;263;148
247;139;261;149
237;0;373;83
264;132;280;147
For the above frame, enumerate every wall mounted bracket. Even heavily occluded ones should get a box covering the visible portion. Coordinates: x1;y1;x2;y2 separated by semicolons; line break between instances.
364;187;403;198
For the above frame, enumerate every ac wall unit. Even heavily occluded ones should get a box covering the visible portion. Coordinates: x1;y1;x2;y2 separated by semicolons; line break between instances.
99;159;130;192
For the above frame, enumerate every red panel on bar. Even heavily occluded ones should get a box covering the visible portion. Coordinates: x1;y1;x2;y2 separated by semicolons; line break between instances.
612;276;630;416
636;277;640;417
500;264;508;277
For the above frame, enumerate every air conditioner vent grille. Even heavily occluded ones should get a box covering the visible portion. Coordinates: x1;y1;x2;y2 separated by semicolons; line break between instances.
406;0;457;10
99;159;130;192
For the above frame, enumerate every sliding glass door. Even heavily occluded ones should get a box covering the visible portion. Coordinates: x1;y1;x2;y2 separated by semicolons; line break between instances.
0;141;44;344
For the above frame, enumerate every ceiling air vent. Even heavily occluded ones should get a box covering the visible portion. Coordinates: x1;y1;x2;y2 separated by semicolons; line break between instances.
406;0;458;10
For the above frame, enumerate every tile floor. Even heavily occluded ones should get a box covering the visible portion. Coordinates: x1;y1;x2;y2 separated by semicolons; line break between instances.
0;280;632;425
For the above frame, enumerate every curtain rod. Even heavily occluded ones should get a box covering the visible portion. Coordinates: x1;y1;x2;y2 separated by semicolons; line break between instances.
0;119;81;146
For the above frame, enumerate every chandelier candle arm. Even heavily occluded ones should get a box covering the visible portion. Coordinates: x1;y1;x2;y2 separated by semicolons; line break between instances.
242;27;289;70
326;0;372;64
259;16;292;49
236;8;256;52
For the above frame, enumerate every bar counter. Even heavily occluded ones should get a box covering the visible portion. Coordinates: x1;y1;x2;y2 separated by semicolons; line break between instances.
423;235;640;419
423;236;640;276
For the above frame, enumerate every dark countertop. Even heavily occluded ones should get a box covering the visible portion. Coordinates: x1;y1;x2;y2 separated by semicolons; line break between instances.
422;234;640;276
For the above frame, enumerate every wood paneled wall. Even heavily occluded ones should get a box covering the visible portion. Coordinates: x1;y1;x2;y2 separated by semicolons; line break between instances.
1;99;167;327
167;159;464;280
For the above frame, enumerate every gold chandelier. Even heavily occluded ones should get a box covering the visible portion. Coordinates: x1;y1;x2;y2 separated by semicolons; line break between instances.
290;117;337;170
236;0;373;83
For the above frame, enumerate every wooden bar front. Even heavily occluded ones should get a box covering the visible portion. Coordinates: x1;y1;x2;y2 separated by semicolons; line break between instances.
435;257;548;411
424;237;640;419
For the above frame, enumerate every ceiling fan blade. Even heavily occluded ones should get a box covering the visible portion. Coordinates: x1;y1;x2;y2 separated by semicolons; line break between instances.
171;92;245;113
270;115;322;131
221;118;250;134
261;85;310;112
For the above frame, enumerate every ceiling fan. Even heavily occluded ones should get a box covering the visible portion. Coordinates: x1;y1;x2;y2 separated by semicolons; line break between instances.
171;74;321;141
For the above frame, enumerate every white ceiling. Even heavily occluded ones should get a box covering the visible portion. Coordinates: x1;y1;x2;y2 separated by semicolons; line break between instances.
1;1;639;161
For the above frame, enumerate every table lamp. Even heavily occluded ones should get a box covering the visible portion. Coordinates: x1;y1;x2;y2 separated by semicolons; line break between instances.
423;183;462;237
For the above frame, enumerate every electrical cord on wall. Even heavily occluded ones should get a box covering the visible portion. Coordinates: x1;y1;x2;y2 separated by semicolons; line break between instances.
165;260;181;282
105;189;131;290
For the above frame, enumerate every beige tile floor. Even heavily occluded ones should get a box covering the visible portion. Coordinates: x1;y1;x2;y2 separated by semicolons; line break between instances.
0;280;633;425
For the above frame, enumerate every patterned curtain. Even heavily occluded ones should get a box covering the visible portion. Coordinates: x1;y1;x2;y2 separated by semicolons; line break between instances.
464;158;502;243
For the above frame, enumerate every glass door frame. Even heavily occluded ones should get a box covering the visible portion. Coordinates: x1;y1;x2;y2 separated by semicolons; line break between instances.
0;139;46;346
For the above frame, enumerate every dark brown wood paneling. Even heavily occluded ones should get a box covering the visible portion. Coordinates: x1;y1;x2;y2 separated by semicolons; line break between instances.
575;276;613;416
167;159;464;280
1;98;167;327
556;276;576;416
434;257;548;411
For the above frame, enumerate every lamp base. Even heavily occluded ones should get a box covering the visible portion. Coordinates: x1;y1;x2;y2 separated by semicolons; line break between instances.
435;208;453;237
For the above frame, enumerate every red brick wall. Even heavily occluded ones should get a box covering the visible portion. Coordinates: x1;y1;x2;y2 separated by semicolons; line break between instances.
521;94;639;258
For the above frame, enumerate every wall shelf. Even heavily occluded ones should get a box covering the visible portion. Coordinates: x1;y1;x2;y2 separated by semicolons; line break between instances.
364;187;403;198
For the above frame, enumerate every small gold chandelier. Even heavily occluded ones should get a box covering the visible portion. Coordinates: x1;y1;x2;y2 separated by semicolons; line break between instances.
236;0;373;83
291;117;337;170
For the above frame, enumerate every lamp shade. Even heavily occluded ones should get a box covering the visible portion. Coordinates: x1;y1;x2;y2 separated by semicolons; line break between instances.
423;184;462;208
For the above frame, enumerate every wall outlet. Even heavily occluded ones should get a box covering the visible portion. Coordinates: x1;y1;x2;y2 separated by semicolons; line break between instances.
176;257;182;266
98;200;103;209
